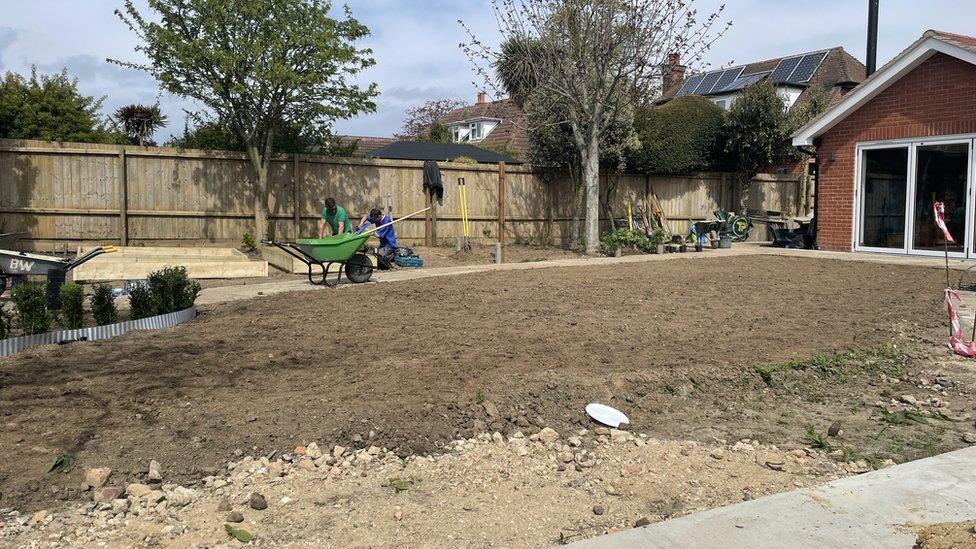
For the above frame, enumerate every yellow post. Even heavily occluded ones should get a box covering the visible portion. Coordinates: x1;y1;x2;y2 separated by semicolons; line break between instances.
627;202;633;231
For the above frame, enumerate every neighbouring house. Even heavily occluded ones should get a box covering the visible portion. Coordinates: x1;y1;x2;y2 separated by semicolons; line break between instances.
334;135;397;157
439;93;529;159
366;141;521;164
793;30;976;256
656;47;866;111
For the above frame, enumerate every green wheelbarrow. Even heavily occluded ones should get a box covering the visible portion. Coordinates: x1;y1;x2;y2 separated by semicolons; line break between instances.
262;206;429;287
263;232;375;286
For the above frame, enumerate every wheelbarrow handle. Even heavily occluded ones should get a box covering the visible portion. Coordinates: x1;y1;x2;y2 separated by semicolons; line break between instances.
66;245;118;271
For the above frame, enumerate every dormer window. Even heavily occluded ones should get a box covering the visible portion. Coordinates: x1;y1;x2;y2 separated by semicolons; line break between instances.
469;122;483;141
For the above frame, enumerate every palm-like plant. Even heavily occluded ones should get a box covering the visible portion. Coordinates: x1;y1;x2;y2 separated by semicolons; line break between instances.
114;104;168;146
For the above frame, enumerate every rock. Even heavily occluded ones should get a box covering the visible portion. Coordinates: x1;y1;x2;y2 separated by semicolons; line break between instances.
146;490;166;504
634;517;652;528
85;467;112;489
294;445;307;456
332;445;347;459
567;436;583;447
594;427;610;436
962;432;976;444
28;510;48;526
165;486;199;508
217;498;232;512
827;422;842;436
249;492;268;510
305;442;323;460
126;483;152;499
394;508;403;521
557;451;575;463
356;452;374;465
592;505;605;516
147;460;163;483
538;427;560;444
604;484;620;496
491;432;504;444
482;400;500;419
609;429;631;443
93;486;125;503
899;395;919;407
765;461;786;471
226;511;244;523
280;495;293;505
789;449;807;459
367;446;381;456
111;498;130;514
709;448;725;460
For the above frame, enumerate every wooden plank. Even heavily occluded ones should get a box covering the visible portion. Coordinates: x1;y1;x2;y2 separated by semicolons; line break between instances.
118;148;128;245
498;161;506;261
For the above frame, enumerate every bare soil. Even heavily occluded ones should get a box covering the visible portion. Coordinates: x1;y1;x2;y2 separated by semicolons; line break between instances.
1;255;974;515
915;520;976;548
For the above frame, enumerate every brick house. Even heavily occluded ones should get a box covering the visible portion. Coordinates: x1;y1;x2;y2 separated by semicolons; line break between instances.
439;93;529;159
793;30;976;255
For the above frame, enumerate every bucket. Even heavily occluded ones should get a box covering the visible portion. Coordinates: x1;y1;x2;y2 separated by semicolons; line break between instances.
718;236;732;249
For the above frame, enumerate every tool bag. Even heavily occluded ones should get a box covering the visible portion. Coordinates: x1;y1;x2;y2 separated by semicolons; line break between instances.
393;246;424;268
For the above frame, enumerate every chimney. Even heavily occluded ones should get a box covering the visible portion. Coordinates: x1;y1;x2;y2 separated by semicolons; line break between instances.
476;91;487;104
866;0;879;76
663;53;686;91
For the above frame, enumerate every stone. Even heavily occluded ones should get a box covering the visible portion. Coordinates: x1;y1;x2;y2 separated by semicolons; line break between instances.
592;505;605;516
899;394;919;407
394;508;403;521
538;427;560;444
594;427;610;436
567;436;583;447
610;429;631;444
709;448;725;460
226;511;244;523
367;446;381;456
605;484;620;496
85;468;112;489
305;442;323;460
111;498;129;514
93;486;125;503
634;517;652;528
166;486;199;508
962;432;976;444
483;400;499;418
491;432;504;444
294;445;307;456
28;510;49;526
146;490;166;504
147;460;163;483
249;492;268;510
280;495;293;505
332;445;347;458
126;483;152;499
827;422;842;437
558;451;575;463
217;498;232;512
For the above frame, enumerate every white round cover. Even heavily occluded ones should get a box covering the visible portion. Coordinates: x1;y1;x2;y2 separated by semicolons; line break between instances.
585;403;630;427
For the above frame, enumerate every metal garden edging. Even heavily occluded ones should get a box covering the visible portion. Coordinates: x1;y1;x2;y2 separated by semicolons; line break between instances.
0;306;196;357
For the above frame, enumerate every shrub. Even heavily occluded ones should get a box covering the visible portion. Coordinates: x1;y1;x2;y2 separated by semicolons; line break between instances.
146;266;201;314
129;284;155;320
0;308;11;339
630;95;725;175
599;229;655;256
11;282;51;335
241;232;257;253
91;284;118;326
451;155;477;165
59;282;85;330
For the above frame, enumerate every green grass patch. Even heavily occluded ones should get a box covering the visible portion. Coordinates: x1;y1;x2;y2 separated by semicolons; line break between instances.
752;345;905;388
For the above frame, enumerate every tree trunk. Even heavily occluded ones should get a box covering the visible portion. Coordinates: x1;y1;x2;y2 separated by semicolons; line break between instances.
582;135;600;255
737;172;751;213
247;146;270;241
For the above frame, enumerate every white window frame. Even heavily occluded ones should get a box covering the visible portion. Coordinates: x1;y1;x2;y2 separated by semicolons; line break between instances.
853;133;976;258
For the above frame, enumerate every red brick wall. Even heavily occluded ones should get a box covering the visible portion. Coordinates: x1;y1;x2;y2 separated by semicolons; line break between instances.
817;52;976;251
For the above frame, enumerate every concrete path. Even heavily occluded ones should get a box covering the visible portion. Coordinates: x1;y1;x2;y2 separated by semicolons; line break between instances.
195;244;976;307
568;445;976;549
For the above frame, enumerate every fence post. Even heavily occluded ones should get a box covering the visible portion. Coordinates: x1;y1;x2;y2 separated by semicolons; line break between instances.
546;177;554;244
292;153;301;237
118;147;128;246
498;161;506;262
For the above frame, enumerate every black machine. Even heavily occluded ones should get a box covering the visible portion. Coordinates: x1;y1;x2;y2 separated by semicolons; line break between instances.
0;246;117;307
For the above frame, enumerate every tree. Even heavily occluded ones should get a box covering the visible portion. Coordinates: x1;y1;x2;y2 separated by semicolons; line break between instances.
166;118;356;156
631;95;725;175
462;1;728;253
723;80;830;208
114;0;378;240
115;103;168;146
395;99;465;141
0;67;121;143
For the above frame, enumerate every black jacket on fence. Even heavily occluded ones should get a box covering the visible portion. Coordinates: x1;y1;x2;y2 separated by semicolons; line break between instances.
422;160;443;204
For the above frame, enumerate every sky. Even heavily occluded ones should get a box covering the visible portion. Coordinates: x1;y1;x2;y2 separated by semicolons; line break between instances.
1;1;975;141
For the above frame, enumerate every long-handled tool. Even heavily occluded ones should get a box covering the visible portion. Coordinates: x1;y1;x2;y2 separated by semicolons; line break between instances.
458;178;471;251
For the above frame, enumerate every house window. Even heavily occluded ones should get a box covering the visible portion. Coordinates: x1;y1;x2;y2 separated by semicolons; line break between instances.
714;100;727;110
469;122;483;140
452;127;460;142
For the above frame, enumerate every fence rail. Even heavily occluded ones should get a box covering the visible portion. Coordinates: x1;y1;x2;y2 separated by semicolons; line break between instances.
0;138;805;251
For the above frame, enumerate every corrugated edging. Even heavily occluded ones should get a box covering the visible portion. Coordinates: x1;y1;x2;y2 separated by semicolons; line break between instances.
0;306;196;358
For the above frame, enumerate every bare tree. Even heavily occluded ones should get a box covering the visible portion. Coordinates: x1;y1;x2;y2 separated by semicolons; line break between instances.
461;0;728;253
395;98;466;141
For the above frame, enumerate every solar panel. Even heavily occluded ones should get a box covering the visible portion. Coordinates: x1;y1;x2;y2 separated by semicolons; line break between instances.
786;51;828;83
694;71;723;94
720;71;770;93
711;67;744;94
770;56;802;83
676;74;705;95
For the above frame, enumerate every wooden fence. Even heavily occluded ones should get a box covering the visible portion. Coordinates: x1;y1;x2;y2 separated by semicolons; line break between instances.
0;139;806;251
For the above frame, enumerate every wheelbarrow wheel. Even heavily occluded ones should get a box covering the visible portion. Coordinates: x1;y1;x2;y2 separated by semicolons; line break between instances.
345;252;374;283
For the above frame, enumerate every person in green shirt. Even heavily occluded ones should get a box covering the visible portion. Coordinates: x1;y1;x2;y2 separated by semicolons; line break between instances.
318;197;352;238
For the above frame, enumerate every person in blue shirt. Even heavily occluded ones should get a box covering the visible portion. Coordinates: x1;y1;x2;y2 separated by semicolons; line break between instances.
357;208;397;268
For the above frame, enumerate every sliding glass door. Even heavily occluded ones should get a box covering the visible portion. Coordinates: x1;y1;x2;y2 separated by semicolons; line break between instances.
856;137;974;257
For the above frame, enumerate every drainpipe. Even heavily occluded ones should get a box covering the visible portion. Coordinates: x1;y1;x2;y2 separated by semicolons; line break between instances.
866;0;879;76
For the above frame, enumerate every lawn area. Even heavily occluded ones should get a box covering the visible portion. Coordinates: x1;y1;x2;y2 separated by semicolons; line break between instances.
1;255;973;522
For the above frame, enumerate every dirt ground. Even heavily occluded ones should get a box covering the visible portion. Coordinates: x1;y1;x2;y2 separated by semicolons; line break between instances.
1;255;975;522
914;520;976;548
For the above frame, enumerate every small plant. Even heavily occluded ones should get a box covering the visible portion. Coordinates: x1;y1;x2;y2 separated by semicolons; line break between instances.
241;232;257;253
141;266;201;316
878;410;930;425
598;228;655;256
803;425;833;451
59;282;85;330
0;307;11;340
475;389;486;404
48;452;74;474
91;284;118;326
689;376;706;393
11;282;51;335
224;524;253;543
452;155;477;165
129;284;155;320
383;476;419;494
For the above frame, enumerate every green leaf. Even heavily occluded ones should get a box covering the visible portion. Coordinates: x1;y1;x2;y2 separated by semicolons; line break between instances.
48;452;74;474
235;529;253;543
